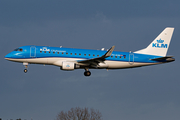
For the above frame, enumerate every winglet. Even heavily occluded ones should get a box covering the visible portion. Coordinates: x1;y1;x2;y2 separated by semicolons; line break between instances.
103;46;115;58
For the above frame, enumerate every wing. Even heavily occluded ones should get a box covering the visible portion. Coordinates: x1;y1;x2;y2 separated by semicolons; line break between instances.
77;46;115;66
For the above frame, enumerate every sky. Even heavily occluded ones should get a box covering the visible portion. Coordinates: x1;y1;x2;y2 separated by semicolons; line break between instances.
0;0;180;120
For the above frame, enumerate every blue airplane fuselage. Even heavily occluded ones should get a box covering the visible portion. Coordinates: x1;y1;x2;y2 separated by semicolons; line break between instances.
5;45;168;65
4;27;175;76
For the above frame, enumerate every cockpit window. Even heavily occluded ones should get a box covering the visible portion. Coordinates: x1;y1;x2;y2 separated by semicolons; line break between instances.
14;48;18;51
14;48;23;52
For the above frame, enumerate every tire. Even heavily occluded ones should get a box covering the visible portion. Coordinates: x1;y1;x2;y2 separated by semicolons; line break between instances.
24;69;28;73
84;71;91;76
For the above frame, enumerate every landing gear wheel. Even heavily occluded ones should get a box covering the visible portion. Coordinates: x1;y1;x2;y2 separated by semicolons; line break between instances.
84;71;91;76
24;69;28;73
23;63;28;73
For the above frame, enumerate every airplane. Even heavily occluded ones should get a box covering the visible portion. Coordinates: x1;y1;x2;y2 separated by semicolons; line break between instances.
5;27;175;76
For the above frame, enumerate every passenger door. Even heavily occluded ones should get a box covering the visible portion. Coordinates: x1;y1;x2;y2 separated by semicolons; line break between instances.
30;46;36;58
129;53;134;65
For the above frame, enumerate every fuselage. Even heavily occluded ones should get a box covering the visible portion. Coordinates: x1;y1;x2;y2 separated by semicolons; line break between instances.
5;45;171;69
4;28;175;76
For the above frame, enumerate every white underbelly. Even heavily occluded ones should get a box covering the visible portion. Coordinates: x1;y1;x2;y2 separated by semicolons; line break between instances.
6;57;159;69
105;61;158;69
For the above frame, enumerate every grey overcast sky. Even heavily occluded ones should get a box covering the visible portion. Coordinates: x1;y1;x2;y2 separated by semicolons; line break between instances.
0;0;180;120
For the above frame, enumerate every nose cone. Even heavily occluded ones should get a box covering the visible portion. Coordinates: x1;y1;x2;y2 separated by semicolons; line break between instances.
5;53;12;59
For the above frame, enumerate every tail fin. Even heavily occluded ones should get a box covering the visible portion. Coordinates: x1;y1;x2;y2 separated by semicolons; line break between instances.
134;27;174;56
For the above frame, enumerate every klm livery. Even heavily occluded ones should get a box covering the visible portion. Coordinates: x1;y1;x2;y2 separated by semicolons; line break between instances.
5;27;175;76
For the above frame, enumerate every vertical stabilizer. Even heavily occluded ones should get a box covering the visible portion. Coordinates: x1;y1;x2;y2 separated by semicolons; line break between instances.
134;27;174;56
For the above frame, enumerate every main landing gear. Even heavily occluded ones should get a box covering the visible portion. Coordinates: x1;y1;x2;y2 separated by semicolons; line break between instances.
23;62;28;73
84;68;91;77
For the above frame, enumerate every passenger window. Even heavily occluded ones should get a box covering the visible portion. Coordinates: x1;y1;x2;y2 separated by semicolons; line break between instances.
40;51;42;53
115;56;117;58
111;56;113;58
66;53;68;55
49;51;51;53
124;55;126;58
62;52;64;54
93;54;95;56
44;51;46;53
79;53;81;55
89;54;90;56
97;55;99;57
53;52;55;54
70;53;72;55
84;54;86;56
57;52;59;54
75;53;77;55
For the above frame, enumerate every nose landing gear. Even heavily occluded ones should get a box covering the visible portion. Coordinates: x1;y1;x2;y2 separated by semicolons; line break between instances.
23;62;28;73
84;68;91;76
24;69;28;73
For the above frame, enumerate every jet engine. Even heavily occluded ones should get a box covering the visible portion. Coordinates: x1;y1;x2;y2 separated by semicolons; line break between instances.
97;63;108;68
61;62;79;70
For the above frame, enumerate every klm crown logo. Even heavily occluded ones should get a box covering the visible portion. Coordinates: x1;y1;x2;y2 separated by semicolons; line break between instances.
157;39;164;43
152;39;168;48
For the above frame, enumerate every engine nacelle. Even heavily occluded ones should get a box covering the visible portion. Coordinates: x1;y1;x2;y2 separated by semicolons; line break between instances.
98;63;108;68
61;62;75;70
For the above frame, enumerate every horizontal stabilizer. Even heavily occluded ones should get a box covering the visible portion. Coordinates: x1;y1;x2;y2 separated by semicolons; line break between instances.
150;56;175;62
